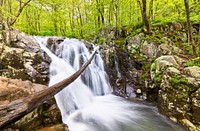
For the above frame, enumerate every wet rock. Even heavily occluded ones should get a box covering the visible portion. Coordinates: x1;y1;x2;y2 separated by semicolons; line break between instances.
47;37;65;54
115;77;126;97
135;88;144;99
182;119;199;131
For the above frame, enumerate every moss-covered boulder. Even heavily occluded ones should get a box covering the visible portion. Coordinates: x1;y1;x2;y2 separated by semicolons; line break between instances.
150;55;200;130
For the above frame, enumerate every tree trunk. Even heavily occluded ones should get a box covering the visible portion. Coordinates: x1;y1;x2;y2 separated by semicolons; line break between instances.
137;0;151;34
0;49;97;129
129;1;132;25
69;12;74;35
149;0;153;20
184;0;197;56
0;0;3;24
9;0;32;26
100;0;104;25
198;24;200;55
95;0;101;28
77;6;83;38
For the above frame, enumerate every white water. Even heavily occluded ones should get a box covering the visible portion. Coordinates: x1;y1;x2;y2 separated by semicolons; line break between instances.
114;50;122;78
35;37;186;131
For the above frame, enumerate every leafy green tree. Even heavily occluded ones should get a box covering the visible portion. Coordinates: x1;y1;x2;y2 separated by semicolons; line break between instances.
137;0;151;34
184;0;197;56
0;0;32;46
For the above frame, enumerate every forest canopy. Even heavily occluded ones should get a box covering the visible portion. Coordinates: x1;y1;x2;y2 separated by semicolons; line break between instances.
1;0;200;39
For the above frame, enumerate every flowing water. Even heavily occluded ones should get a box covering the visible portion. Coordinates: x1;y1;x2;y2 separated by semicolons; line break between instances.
35;37;186;131
113;50;122;78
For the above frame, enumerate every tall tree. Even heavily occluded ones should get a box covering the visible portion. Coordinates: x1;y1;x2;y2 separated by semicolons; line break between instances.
0;0;5;45
95;0;105;27
0;0;3;24
9;0;32;26
149;0;153;20
184;0;197;56
137;0;151;34
0;0;32;45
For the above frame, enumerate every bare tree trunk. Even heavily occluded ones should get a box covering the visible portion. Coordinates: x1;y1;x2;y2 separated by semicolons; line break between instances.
149;0;153;20
69;12;74;35
100;0;104;25
0;0;3;24
129;1;132;25
9;0;32;26
0;50;97;129
84;0;88;23
198;24;200;55
137;0;151;34
184;0;197;56
77;6;83;38
108;1;112;26
95;0;101;28
198;0;200;55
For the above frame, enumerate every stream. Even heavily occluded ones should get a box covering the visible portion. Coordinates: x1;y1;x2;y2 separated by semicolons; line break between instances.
35;37;186;131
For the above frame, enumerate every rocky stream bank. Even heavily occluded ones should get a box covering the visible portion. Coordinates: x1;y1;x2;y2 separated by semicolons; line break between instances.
0;22;200;130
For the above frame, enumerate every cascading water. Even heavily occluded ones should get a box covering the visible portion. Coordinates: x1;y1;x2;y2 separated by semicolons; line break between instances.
35;37;186;131
113;49;122;78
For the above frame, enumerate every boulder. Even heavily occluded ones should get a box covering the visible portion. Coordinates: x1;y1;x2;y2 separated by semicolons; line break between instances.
140;41;157;58
157;39;183;57
150;55;200;130
150;55;183;80
0;76;62;130
0;29;50;84
172;22;182;31
184;66;200;79
127;33;143;48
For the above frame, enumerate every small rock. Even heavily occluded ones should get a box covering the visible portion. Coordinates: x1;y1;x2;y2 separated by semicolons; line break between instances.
136;89;142;94
182;119;198;131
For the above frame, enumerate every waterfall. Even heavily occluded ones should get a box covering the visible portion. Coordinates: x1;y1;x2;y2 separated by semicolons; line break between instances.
113;50;122;78
35;36;186;131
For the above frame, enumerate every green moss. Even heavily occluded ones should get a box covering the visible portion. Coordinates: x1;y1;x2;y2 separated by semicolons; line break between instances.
182;42;194;55
168;75;198;93
115;39;125;48
127;28;142;38
152;62;172;84
154;76;162;83
98;37;107;45
151;63;157;72
185;57;200;67
170;75;188;87
143;35;161;44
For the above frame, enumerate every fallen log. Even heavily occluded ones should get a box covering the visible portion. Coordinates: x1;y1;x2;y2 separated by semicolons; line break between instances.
0;49;97;129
